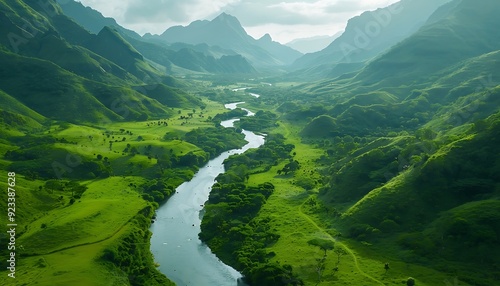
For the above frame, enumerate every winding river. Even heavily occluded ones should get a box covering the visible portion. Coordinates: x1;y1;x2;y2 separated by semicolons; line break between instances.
150;101;264;286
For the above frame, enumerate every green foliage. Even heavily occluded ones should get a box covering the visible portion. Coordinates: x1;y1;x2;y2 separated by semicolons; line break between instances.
238;110;278;132
224;133;294;173
133;83;203;108
424;200;500;264
300;115;336;138
101;211;175;286
183;126;246;158
139;179;176;204
200;153;302;285
212;108;248;122
307;238;335;254
5;143;111;179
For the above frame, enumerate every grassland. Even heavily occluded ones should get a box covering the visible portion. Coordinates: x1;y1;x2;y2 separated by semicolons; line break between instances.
240;120;468;285
0;98;232;286
1;176;146;285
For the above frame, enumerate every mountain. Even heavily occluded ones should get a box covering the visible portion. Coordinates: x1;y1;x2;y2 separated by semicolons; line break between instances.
86;26;161;80
269;1;500;283
128;38;257;74
291;0;452;73
0;0;202;123
56;0;256;74
0;88;45;134
256;33;303;65
0;48;175;123
56;0;141;40
153;13;302;67
354;0;500;86
286;33;342;54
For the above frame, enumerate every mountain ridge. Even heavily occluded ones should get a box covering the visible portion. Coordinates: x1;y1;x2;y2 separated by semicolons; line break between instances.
153;12;302;68
291;0;452;75
56;0;257;74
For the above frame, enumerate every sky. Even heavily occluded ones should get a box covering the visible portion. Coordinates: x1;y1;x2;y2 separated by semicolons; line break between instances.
76;0;400;44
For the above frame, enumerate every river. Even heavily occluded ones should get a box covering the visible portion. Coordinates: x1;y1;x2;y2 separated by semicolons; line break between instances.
150;101;264;286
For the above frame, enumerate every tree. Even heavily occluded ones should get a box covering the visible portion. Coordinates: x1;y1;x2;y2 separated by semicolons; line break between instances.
315;257;326;283
334;247;347;266
308;238;335;256
406;277;415;286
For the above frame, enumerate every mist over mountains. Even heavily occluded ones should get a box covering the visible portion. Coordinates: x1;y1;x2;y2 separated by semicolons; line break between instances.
286;33;342;54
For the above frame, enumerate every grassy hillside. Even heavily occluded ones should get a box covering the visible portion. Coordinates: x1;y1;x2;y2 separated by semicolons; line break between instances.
133;83;204;109
86;27;154;79
355;0;500;86
192;1;500;284
0;94;237;285
0;49;124;123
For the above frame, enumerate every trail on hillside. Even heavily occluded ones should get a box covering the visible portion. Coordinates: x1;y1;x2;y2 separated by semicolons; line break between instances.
298;197;385;286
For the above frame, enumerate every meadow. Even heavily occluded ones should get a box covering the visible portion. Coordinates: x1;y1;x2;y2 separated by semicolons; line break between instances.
0;98;235;286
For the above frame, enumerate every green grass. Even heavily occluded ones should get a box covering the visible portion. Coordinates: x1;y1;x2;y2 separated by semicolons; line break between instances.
0;174;149;285
18;177;147;254
0;97;235;285
240;120;471;285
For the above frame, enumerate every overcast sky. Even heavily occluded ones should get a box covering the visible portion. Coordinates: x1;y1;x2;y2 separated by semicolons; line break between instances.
76;0;400;43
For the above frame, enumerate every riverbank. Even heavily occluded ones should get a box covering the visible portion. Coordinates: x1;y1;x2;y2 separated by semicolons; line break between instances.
150;102;265;285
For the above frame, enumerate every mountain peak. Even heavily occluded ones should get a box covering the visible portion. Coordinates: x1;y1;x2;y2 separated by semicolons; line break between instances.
215;12;232;19
259;33;273;42
213;12;239;24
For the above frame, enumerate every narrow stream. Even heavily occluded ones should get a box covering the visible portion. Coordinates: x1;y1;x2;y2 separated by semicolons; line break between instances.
150;101;264;286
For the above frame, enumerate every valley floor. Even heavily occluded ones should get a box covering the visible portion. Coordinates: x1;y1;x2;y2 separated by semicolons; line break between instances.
237;119;469;286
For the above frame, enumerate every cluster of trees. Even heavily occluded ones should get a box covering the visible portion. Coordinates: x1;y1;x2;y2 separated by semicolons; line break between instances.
223;133;295;173
183;126;246;158
306;238;348;283
155;151;206;174
139;179;176;203
43;180;88;203
199;133;303;285
6;144;111;179
238;110;278;132
200;182;302;285
101;207;174;286
212;108;248;122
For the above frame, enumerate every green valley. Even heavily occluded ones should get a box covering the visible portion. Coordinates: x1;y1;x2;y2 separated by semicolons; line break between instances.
1;0;500;285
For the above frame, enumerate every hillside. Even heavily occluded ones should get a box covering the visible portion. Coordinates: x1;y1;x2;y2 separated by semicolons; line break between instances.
254;0;500;284
1;0;500;285
56;0;257;74
355;0;500;86
291;0;452;76
0;0;204;124
56;0;141;39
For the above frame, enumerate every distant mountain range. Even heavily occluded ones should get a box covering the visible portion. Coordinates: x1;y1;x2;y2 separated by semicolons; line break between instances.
146;13;303;68
290;0;452;78
0;0;203;124
286;33;342;54
57;0;257;74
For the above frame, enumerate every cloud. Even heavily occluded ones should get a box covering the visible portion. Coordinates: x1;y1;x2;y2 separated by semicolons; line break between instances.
77;0;400;42
122;0;239;24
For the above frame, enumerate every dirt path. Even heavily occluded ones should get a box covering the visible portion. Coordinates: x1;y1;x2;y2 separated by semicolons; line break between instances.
299;197;385;286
